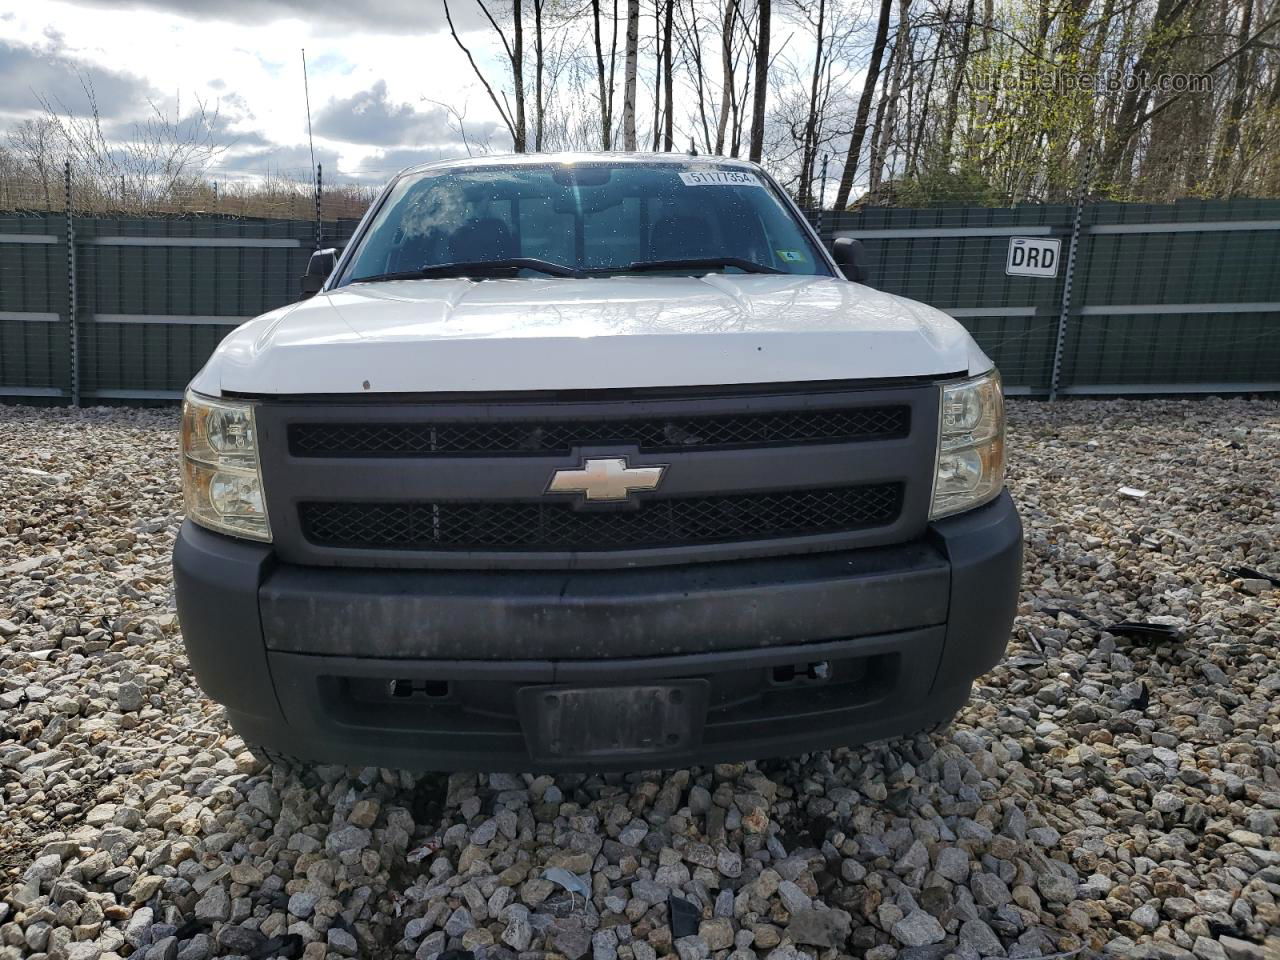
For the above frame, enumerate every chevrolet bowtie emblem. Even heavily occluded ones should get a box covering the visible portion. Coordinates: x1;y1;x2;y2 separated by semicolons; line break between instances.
546;457;667;502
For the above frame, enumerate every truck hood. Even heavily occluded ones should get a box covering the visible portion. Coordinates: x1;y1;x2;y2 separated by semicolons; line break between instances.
191;274;991;396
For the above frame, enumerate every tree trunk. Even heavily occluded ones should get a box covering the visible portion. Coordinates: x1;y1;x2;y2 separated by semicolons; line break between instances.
714;0;739;154
1215;0;1254;189
663;0;675;150
652;0;663;150
731;61;748;157
799;0;827;204
748;0;770;162
534;0;545;151
833;0;893;209
610;0;620;144
685;7;714;150
970;0;995;158
1100;0;1198;183
443;0;520;150
940;0;974;159
1239;0;1277;188
908;4;946;177
513;0;526;152
865;27;896;192
873;0;910;191
900;27;918;176
592;0;613;149
623;0;640;149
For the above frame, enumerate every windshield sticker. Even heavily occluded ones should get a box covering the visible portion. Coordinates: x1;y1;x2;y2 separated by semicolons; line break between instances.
678;171;764;188
776;249;806;263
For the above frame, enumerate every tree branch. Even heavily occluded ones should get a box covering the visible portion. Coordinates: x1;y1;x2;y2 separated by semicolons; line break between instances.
443;0;517;143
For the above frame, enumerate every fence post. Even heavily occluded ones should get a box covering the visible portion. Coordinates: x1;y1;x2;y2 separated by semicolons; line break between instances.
1049;147;1093;400
64;160;80;408
817;154;830;241
315;162;323;251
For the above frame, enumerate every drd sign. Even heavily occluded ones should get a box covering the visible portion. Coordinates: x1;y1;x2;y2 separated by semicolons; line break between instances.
1006;237;1061;278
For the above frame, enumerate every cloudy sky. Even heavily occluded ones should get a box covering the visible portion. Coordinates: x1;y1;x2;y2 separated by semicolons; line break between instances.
0;0;513;184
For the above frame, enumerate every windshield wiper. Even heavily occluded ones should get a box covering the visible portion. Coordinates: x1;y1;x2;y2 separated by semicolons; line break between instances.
351;258;583;284
619;257;784;275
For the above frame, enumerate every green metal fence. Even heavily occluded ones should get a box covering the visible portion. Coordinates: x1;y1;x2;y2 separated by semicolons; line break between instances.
1;199;1278;402
0;213;360;402
816;198;1280;395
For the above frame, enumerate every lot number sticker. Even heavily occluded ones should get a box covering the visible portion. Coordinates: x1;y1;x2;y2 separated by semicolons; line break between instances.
678;171;763;187
1006;237;1061;277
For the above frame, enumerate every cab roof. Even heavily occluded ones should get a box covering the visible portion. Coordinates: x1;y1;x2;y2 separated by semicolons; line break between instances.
397;151;761;178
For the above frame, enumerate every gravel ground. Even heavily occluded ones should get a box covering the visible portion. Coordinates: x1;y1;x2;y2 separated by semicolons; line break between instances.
1;398;1278;960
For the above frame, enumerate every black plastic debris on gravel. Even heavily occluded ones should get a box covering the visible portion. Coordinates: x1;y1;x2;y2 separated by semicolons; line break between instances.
668;892;700;939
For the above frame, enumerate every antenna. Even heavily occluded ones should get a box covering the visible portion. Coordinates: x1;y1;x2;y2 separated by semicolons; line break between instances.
302;49;316;185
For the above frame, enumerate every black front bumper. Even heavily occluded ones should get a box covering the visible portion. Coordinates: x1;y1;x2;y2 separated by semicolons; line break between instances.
173;491;1021;771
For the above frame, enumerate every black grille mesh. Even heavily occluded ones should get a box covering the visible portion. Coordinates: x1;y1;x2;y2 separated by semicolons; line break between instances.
290;406;908;457
299;484;903;552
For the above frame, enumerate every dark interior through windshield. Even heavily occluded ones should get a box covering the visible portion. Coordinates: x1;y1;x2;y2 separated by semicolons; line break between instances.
341;163;831;282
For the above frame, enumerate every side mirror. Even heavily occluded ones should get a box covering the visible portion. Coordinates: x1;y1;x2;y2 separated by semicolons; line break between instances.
301;248;340;298
832;237;870;284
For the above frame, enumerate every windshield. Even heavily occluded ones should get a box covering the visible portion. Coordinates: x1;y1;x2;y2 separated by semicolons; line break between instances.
338;162;832;283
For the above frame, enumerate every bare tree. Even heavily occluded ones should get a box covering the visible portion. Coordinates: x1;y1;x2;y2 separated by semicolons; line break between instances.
478;0;529;151
425;98;497;156
534;0;547;150
652;0;663;149
1215;0;1256;187
6;117;61;208
674;1;716;151
16;0;1280;216
798;0;829;203
1101;0;1203;185
870;0;910;192
865;35;893;192
832;0;893;208
513;0;527;151
749;0;772;162
591;0;619;148
715;0;741;153
939;0;975;157
662;0;675;149
623;0;641;149
906;2;949;177
37;78;228;210
647;0;676;151
443;0;526;151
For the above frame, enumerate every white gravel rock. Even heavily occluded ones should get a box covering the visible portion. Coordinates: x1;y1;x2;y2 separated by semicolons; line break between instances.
0;398;1277;960
891;908;945;947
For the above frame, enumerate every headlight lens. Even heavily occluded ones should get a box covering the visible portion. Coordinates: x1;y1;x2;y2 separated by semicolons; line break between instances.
181;391;272;541
931;371;1005;519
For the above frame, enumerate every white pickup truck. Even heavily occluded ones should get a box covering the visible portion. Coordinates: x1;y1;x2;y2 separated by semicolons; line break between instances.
173;153;1021;770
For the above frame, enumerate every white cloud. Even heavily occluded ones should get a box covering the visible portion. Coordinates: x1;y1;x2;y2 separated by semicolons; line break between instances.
0;36;152;115
316;80;458;147
0;0;514;184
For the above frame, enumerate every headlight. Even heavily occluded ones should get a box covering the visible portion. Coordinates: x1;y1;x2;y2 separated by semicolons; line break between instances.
930;371;1005;519
181;391;272;541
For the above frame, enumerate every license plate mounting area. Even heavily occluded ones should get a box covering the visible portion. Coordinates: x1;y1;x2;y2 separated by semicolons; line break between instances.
518;681;708;761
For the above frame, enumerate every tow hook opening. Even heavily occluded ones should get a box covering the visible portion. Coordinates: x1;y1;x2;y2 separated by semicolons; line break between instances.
388;678;450;700
771;660;832;686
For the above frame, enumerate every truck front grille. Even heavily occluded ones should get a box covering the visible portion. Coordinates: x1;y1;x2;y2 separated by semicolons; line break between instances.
255;382;938;568
298;483;903;552
289;406;908;457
